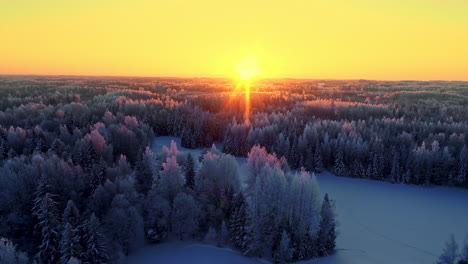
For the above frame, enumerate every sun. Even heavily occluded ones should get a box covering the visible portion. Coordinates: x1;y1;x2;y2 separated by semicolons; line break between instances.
231;54;262;126
234;55;262;81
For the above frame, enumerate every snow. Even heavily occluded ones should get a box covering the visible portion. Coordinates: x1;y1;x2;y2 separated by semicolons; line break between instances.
127;242;266;264
316;172;468;264
140;137;468;264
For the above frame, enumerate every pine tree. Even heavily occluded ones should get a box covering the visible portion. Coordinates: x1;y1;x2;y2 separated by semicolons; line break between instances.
274;230;294;263
403;169;412;184
313;142;323;173
436;234;458;264
204;227;217;243
185;153;195;189
390;148;401;183
62;200;80;227
228;193;250;253
460;234;468;264
59;223;81;264
135;152;153;195
33;192;61;264
90;160;106;194
82;214;108;264
333;146;347;176
60;201;82;264
318;193;336;257
0;138;7;161
457;145;468;186
351;160;365;178
218;221;229;247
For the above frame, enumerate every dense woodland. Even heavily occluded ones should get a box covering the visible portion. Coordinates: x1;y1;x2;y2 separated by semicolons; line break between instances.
0;75;467;263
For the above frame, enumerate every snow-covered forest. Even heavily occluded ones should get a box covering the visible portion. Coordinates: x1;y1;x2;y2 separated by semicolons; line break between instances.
0;76;467;263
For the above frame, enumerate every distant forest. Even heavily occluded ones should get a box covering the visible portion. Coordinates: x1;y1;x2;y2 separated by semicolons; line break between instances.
0;75;466;263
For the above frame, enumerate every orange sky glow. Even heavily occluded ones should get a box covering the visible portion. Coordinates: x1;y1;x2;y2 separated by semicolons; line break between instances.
1;0;468;80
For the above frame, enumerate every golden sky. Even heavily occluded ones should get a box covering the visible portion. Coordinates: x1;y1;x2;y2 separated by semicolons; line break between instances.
1;0;468;80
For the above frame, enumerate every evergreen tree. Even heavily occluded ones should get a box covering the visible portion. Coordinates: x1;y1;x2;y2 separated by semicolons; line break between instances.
157;156;185;204
313;142;323;173
318;193;336;257
135;151;153;195
351;160;365;178
144;191;171;243
390;148;401;183
184;153;195;189
218;221;229;247
103;194;144;256
274;230;294;264
461;235;468;264
82;214;108;264
204;227;217;243
436;234;458;264
229;193;250;253
59;223;81;264
457;146;468;186
33;192;61;264
171;193;200;240
333;145;347;176
90;159;106;194
62;200;80;227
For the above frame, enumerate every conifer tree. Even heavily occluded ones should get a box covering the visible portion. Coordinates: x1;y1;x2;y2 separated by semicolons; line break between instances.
314;142;323;173
436;234;458;264
185;153;195;189
229;193;250;253
274;230;294;264
82;214;108;264
334;146;347;176
33;192;61;264
318;193;336;257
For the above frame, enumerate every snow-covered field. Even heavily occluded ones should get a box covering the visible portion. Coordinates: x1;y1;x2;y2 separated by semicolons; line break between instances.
127;242;267;264
137;137;468;264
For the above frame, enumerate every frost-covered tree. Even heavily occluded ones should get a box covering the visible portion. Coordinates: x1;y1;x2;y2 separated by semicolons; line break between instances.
184;153;196;189
458;146;468;186
318;193;337;256
103;194;144;257
314;142;324;173
196;153;240;229
33;192;60;264
0;237;29;264
204;227;217;244
59;223;81;264
460;235;468;264
171;193;200;240
135;148;154;195
144;191;171;243
229;192;250;253
333;145;347;176
218;221;229;247
157;156;185;205
436;234;458;264
82;214;108;264
247;166;287;257
390;148;401;183
274;230;294;264
62;200;80;227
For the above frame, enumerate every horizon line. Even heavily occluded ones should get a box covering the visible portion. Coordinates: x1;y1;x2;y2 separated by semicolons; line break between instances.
0;73;466;83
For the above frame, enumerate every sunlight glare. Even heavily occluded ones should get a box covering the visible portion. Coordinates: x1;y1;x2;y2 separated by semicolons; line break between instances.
234;55;262;81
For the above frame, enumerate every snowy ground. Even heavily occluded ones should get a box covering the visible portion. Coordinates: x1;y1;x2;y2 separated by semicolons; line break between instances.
140;137;468;264
127;242;267;264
